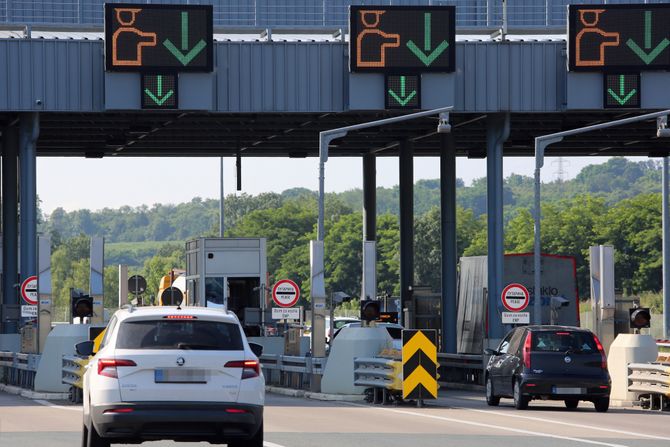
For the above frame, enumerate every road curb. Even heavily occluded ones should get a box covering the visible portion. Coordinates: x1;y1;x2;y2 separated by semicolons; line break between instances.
0;384;69;400
266;386;365;402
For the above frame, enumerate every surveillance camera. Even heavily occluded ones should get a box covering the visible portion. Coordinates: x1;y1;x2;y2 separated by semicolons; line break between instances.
657;116;670;138
658;128;670;138
437;112;451;134
550;296;570;310
35;99;42;106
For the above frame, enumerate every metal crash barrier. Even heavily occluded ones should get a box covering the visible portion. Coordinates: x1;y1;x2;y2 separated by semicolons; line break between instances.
438;353;485;386
259;355;326;391
0;351;40;390
628;363;670;411
353;356;402;404
62;355;89;403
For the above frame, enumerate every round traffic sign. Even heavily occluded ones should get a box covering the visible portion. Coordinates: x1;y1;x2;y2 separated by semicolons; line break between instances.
161;287;184;306
128;275;147;295
272;279;300;308
21;276;38;305
501;283;530;312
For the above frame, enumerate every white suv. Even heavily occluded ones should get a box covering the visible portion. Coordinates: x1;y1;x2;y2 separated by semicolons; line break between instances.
77;306;265;447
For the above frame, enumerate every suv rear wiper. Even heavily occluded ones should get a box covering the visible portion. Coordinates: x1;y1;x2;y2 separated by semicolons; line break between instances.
177;343;219;350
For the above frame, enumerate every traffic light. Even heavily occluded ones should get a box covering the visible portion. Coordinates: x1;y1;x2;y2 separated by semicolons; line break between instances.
71;289;93;320
629;307;651;329
360;300;381;322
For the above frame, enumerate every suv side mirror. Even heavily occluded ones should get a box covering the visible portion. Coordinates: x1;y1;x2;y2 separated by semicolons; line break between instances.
75;340;95;357
484;348;499;356
249;342;263;357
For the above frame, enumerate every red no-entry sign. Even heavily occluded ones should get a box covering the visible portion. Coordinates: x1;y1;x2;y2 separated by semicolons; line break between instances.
501;283;530;312
272;279;300;308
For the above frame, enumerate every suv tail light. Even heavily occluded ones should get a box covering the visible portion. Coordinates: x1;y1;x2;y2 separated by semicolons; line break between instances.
98;358;137;378
522;332;532;369
225;360;260;379
592;334;608;370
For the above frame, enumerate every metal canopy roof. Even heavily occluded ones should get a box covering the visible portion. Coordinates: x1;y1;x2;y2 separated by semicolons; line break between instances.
2;110;667;159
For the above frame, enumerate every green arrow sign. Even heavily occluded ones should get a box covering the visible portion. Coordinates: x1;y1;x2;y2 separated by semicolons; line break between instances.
607;75;637;106
626;11;670;65
406;13;450;67
144;75;174;106
163;12;207;66
388;76;417;106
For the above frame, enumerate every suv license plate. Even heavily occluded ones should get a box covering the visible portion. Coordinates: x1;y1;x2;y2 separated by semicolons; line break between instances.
155;368;206;383
553;387;583;394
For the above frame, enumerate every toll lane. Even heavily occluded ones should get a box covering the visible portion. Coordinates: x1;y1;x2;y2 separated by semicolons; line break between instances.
1;391;668;447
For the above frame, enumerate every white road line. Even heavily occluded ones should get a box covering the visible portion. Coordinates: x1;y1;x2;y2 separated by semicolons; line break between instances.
453;406;670;441
341;402;632;447
34;399;82;412
264;443;288;447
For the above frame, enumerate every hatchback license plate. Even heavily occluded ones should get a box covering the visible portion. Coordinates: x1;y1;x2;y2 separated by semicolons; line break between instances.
155;368;206;383
553;387;584;394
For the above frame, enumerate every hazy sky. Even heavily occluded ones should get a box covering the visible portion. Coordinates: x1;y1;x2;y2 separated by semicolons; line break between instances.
36;155;648;215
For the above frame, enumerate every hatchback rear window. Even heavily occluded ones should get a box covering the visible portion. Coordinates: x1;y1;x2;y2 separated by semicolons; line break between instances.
116;320;244;350
531;331;598;353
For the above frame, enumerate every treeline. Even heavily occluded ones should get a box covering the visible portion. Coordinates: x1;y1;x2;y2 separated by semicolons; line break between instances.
43;158;666;317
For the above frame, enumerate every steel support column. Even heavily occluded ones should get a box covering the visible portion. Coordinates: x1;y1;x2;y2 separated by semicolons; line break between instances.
486;113;510;343
399;140;414;327
440;133;457;353
2;124;20;334
19;113;39;285
363;153;376;242
664;157;670;339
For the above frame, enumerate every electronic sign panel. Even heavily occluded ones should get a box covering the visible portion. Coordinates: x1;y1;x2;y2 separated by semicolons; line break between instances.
604;73;640;109
569;4;670;71
142;74;178;109
350;6;455;73
385;75;420;109
105;3;213;72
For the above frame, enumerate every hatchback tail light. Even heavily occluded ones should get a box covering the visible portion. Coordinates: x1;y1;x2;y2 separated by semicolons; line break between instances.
592;334;608;370
98;358;137;378
225;360;260;379
522;332;532;369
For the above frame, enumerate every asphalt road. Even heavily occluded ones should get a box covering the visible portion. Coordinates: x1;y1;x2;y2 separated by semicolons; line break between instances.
1;390;669;447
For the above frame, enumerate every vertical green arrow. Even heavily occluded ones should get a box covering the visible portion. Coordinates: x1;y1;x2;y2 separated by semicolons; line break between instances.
388;76;417;107
144;75;174;106
626;10;670;65
607;75;637;106
406;13;450;67
163;11;207;66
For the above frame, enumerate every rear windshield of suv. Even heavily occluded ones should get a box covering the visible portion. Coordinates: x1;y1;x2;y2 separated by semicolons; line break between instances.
531;331;598;353
116;319;244;350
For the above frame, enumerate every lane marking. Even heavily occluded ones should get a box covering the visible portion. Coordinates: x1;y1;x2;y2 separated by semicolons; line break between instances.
264;443;288;447
342;402;631;447
34;399;82;412
452;405;670;441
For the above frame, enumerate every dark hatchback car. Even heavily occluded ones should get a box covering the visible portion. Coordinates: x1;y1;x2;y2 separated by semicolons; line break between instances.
485;326;611;412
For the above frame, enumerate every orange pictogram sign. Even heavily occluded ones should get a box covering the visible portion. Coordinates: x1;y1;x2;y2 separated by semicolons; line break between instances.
575;9;620;67
356;10;401;68
112;8;158;66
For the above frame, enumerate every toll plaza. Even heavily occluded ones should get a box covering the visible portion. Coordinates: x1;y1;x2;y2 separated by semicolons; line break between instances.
1;1;670;382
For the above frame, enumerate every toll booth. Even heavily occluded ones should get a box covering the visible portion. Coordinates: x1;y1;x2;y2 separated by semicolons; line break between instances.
185;238;267;334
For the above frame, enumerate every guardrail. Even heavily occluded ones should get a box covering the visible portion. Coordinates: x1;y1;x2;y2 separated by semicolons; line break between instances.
259;354;326;391
0;351;40;390
628;363;670;411
353;356;402;404
62;355;88;403
437;353;485;386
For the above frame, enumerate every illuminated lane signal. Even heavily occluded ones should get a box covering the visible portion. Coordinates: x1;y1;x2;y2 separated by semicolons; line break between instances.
142;74;178;109
569;4;670;71
350;6;455;73
386;75;420;109
604;73;640;109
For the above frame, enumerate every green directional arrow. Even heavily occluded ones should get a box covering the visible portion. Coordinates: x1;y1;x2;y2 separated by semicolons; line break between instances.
163;11;207;66
388;76;417;106
607;75;637;106
406;13;449;67
626;10;670;65
144;75;174;106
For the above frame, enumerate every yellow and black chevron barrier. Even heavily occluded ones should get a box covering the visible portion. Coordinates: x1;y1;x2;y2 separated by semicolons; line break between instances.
402;329;438;401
